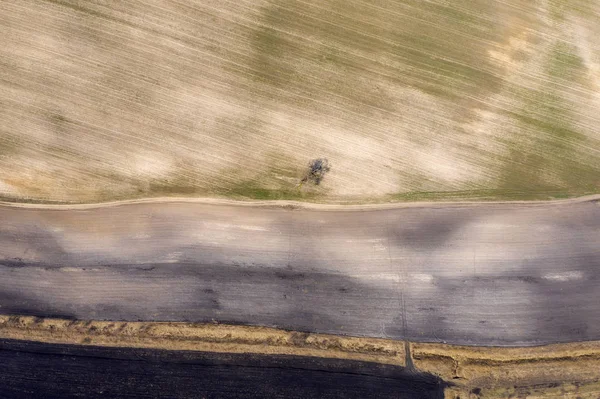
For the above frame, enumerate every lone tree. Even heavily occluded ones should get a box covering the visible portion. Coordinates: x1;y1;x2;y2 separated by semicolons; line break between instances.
301;158;331;186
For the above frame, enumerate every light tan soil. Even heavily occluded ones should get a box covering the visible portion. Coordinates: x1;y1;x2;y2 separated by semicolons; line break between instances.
1;0;600;203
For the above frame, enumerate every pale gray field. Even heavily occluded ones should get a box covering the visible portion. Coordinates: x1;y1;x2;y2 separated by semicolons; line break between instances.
1;199;599;346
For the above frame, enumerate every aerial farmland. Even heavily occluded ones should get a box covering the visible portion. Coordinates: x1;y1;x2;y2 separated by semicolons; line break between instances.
2;1;600;398
1;0;599;203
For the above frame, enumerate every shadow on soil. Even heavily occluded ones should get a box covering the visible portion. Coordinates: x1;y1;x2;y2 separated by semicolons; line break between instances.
0;339;450;398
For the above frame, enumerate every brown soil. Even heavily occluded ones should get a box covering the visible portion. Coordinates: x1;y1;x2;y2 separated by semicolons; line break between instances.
1;315;599;398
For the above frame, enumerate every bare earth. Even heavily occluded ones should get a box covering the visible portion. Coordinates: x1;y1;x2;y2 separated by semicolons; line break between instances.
2;316;600;398
1;0;600;203
1;198;599;346
2;2;600;396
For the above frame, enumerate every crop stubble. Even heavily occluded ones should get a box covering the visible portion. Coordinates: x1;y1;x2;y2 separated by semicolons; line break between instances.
0;0;599;202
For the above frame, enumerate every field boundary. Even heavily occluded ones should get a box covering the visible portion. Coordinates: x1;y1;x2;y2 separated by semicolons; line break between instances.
1;193;599;212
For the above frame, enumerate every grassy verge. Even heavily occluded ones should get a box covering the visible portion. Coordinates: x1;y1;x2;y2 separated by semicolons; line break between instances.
388;189;599;202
